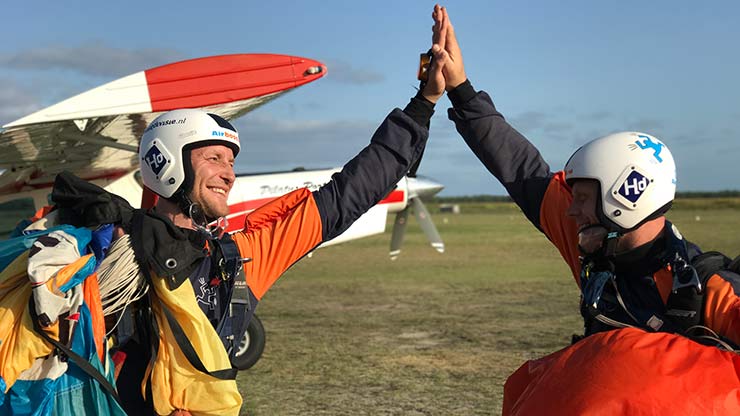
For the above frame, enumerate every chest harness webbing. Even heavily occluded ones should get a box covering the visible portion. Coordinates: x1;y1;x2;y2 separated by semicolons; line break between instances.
578;222;735;349
141;232;253;381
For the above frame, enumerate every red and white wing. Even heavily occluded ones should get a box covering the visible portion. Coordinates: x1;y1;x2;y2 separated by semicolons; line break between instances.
0;54;326;196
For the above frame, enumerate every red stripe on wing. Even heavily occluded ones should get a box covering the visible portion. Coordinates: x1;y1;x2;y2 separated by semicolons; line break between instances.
144;54;325;112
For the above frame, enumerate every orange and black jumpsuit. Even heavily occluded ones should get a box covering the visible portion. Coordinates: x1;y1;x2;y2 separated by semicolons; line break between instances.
117;94;436;415
445;79;740;345
237;95;434;311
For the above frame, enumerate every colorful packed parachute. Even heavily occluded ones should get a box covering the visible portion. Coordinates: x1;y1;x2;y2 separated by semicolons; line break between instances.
0;225;125;416
504;327;740;415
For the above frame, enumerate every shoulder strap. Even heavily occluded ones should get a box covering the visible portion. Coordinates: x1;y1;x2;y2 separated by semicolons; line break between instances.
691;251;732;283
664;248;733;332
661;224;705;331
28;297;125;409
159;301;238;380
727;255;740;274
141;267;237;380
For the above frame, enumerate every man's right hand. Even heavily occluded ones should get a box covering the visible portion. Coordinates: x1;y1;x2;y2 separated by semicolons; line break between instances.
420;44;449;103
433;4;467;91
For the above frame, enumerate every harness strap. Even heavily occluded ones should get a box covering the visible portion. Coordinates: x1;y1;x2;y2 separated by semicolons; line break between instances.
209;233;252;358
662;225;706;331
140;266;237;381
139;296;158;408
160;301;238;380
729;256;740;273
28;297;125;409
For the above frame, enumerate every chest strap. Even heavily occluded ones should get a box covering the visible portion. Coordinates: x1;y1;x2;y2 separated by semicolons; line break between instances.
661;223;703;331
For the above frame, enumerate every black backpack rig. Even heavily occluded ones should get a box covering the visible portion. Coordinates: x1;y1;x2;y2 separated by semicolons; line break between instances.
576;222;740;352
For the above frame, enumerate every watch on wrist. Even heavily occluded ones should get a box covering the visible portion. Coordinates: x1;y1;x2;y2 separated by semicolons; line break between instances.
417;49;433;91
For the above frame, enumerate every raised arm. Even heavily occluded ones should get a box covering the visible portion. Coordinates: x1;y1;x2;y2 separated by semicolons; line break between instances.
314;42;449;240
436;5;554;230
235;44;450;298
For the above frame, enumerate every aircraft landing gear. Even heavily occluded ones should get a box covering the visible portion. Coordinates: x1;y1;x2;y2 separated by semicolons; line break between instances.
231;314;266;370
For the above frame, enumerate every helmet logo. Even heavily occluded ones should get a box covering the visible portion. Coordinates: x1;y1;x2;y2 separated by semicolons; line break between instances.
631;135;664;163
144;145;168;176
212;130;238;141
618;170;649;203
143;117;187;133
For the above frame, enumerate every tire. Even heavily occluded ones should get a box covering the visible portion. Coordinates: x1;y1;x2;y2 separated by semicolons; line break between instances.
231;314;266;370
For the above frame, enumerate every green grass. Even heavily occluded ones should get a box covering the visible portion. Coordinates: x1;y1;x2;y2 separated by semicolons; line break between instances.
1;196;736;414
236;199;740;415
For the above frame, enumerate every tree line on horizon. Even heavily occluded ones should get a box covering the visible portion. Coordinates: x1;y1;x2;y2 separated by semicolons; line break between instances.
435;190;740;203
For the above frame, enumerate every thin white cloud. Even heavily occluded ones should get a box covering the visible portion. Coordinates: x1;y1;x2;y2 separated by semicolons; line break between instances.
626;118;665;133
543;121;574;134
0;80;41;125
0;43;183;77
324;60;385;85
509;111;548;131
577;111;612;122
233;113;378;172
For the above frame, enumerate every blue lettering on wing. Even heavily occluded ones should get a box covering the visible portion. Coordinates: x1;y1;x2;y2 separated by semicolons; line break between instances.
635;135;664;163
618;171;650;203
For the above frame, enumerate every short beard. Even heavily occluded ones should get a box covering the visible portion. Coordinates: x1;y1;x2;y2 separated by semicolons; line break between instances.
188;192;228;223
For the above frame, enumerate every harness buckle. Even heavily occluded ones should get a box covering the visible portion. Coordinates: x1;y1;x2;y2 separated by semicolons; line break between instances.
670;253;702;294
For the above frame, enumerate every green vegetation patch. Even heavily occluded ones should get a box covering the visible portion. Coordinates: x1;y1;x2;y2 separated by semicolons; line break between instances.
237;200;739;415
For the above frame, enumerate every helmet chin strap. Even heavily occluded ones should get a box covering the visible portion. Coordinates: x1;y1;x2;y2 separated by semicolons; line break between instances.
601;231;621;259
172;189;228;238
580;227;622;272
172;189;208;227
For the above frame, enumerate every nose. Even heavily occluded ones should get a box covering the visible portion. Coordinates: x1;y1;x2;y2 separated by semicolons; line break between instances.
222;166;236;187
566;200;580;218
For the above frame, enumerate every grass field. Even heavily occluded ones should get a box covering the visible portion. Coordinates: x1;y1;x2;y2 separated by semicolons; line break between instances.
237;199;740;415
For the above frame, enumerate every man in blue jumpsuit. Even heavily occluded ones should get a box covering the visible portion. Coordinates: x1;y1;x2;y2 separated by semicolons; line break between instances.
429;4;740;414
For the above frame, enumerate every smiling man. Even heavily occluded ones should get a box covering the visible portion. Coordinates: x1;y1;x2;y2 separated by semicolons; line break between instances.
429;4;740;414
187;145;235;218
431;2;740;345
144;112;240;228
111;34;451;415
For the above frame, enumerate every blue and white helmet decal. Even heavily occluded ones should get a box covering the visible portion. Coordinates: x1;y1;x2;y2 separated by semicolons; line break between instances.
631;134;665;163
611;164;655;211
141;139;174;181
618;170;650;203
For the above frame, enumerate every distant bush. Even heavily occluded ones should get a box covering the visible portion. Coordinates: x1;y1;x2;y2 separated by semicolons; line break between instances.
436;195;512;203
434;190;740;204
437;191;740;203
433;193;740;212
676;190;740;198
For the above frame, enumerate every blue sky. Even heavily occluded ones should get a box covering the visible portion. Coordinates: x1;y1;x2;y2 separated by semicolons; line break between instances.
1;1;738;196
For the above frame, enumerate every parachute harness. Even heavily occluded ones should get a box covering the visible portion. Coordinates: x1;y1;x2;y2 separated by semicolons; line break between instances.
578;223;738;352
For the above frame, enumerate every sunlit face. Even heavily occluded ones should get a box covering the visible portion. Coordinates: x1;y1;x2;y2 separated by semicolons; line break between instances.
567;180;607;254
188;144;236;219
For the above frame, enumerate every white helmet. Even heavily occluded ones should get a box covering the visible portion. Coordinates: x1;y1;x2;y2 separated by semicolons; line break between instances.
564;131;676;232
139;109;240;198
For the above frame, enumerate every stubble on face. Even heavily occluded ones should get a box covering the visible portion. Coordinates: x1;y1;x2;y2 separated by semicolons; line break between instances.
188;145;235;220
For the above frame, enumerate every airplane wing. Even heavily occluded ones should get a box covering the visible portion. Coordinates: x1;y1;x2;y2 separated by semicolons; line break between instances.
0;54;326;196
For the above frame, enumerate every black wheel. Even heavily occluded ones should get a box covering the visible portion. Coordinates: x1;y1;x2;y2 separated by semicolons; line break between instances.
231;314;266;370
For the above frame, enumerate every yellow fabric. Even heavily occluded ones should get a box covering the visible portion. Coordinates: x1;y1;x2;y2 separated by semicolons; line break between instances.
144;189;325;414
148;274;241;416
0;253;93;392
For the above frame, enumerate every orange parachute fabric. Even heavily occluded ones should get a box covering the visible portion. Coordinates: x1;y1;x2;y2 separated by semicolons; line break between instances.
504;328;740;415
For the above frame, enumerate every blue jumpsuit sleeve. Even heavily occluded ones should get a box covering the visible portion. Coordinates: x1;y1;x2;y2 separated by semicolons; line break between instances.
312;95;433;241
447;80;554;230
